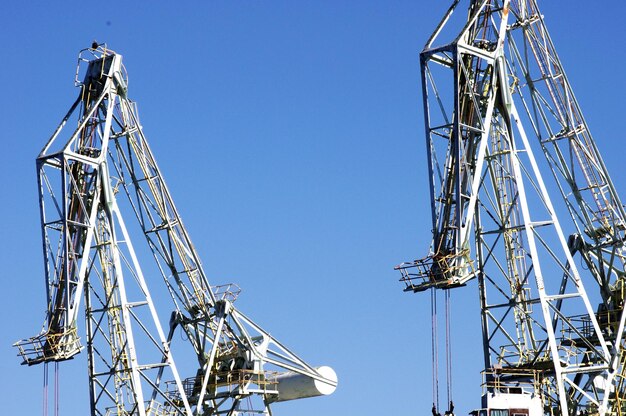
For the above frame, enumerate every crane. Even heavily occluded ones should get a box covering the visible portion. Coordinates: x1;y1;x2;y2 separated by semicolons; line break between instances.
14;44;337;416
396;1;626;415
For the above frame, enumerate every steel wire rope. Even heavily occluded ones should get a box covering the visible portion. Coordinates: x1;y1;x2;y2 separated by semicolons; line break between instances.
445;289;452;410
180;325;189;342
431;287;439;411
43;362;48;416
54;362;59;416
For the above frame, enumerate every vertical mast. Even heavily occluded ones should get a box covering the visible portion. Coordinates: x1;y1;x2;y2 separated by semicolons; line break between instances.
16;45;337;416
397;1;626;414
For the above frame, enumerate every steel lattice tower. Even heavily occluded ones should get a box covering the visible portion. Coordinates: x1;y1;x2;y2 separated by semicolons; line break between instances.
15;45;337;416
396;1;626;415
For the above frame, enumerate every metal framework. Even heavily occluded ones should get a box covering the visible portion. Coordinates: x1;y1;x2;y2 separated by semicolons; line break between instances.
15;45;336;416
396;1;626;415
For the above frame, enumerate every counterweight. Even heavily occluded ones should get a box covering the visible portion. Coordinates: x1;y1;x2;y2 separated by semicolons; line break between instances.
15;45;337;416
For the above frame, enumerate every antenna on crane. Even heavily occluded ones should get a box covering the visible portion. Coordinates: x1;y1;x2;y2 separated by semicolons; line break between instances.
397;1;626;416
15;43;337;416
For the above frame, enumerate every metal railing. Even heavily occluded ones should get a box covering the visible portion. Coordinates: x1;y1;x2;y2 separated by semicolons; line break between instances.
166;370;279;405
14;327;82;365
396;249;475;291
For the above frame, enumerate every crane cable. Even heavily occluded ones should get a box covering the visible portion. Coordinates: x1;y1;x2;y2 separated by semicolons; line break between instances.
42;362;60;416
54;362;59;416
432;288;453;416
43;362;48;416
431;287;439;411
445;290;453;409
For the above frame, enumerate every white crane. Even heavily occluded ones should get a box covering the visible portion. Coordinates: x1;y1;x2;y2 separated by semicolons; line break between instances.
397;1;626;415
15;44;337;416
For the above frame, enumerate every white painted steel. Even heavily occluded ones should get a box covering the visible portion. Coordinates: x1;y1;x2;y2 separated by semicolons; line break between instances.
273;366;337;402
397;1;626;415
15;44;336;416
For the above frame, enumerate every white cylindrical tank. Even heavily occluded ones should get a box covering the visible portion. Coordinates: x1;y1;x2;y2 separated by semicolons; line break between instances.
272;366;337;402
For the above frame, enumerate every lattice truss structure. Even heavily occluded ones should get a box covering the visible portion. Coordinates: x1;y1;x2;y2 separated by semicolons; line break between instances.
396;1;626;415
15;46;336;416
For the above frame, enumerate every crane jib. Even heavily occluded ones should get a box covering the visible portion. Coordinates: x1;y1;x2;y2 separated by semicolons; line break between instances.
395;1;626;416
14;44;337;416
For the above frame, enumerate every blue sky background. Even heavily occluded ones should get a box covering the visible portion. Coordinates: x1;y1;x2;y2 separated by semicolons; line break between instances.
1;2;625;415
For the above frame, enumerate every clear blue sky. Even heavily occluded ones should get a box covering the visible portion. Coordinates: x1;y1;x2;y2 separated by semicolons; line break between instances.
1;1;625;415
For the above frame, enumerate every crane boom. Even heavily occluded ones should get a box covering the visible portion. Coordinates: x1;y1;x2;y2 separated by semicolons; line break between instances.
397;1;626;415
15;45;337;416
